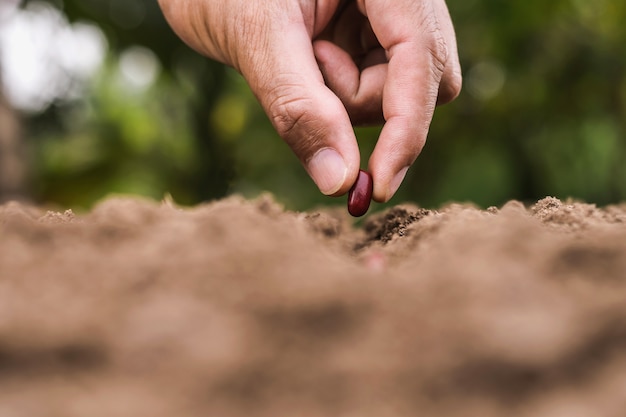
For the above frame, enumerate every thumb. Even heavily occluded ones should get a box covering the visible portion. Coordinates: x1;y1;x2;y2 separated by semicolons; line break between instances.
240;20;360;196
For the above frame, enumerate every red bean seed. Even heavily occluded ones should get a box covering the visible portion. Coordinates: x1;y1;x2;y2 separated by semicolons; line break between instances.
348;170;373;217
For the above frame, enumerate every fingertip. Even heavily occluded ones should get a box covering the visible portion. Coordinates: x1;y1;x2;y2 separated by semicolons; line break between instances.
387;166;409;201
369;130;416;203
336;156;361;197
307;148;348;196
369;157;389;203
318;145;360;197
371;166;408;203
370;170;389;203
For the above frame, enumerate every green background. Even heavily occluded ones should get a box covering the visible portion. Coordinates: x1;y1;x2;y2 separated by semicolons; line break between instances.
10;0;626;211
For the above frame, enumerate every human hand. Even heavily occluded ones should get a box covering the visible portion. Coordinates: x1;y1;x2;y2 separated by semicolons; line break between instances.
158;0;461;202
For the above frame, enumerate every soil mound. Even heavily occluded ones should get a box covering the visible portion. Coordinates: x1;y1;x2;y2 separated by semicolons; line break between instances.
1;195;625;416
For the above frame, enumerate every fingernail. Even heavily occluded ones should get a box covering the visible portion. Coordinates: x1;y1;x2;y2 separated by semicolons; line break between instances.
387;166;409;201
308;148;348;195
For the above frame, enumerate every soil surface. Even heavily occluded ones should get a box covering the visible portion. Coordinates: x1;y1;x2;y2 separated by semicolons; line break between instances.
1;195;626;417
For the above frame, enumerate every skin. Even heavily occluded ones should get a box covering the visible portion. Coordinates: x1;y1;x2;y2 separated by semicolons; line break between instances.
158;0;462;202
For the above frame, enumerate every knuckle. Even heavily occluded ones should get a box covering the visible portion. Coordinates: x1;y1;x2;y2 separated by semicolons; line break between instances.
267;84;308;137
416;3;449;81
265;84;324;161
425;32;448;80
419;17;462;103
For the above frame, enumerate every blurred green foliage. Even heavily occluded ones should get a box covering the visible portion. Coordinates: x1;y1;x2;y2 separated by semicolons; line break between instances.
18;0;626;210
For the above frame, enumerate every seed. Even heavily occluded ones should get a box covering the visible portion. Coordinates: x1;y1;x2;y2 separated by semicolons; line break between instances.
347;170;373;217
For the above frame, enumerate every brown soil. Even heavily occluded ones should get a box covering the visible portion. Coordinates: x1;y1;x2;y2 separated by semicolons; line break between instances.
1;195;626;416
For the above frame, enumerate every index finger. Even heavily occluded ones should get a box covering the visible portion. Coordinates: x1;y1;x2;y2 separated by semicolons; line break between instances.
361;0;455;202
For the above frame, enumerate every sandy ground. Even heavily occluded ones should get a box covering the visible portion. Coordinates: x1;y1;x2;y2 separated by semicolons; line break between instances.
1;195;626;416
